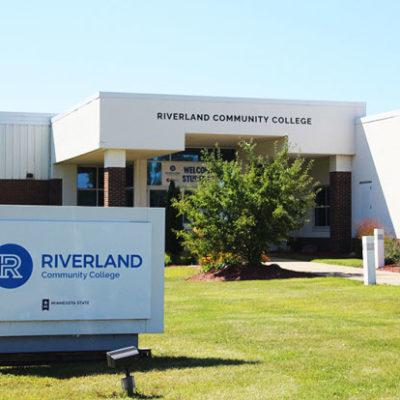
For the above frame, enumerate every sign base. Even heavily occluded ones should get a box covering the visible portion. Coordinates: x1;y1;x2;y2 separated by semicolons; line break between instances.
0;333;138;355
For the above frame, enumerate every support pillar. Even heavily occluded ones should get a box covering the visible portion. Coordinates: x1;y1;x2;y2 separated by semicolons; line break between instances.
104;150;126;207
329;155;352;254
134;159;148;207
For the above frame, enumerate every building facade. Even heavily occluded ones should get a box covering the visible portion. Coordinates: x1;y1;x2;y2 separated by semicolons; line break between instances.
1;92;398;253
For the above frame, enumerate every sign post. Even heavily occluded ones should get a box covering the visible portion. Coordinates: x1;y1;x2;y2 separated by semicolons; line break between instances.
362;236;376;285
374;228;385;269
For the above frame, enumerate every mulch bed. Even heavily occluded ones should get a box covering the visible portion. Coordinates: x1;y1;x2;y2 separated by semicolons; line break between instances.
189;263;319;281
379;265;400;273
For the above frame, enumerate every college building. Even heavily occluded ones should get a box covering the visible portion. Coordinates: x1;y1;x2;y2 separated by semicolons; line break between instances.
0;92;398;254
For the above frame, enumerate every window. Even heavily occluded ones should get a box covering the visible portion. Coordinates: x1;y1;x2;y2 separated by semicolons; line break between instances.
314;186;330;227
171;148;236;161
126;166;134;207
77;167;104;206
77;166;134;207
147;161;162;186
171;149;201;161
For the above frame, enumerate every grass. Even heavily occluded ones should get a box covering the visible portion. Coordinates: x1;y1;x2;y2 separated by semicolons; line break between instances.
274;253;363;268
311;258;363;268
2;267;400;399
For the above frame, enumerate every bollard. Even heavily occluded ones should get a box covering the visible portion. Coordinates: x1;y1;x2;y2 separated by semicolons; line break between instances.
362;236;376;285
121;373;135;396
374;228;385;269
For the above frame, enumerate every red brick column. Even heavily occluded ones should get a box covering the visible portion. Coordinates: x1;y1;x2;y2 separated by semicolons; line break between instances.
330;171;352;254
104;168;126;207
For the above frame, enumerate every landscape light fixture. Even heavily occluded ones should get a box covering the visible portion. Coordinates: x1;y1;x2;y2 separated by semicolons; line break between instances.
106;346;141;396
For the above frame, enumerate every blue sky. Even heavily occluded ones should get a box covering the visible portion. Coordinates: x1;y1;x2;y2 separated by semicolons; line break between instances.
0;0;399;114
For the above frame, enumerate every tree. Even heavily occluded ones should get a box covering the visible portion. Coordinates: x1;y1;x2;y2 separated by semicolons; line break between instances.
165;180;183;258
173;140;316;269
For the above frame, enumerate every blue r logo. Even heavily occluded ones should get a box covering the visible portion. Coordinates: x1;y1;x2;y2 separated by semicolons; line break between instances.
0;244;33;289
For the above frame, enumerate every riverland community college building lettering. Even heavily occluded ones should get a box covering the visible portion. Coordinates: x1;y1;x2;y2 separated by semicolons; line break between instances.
1;92;400;253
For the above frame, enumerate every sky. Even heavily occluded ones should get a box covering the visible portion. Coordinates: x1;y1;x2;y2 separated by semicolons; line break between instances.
0;0;399;115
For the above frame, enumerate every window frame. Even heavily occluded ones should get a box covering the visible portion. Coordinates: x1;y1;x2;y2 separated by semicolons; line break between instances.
77;166;104;207
77;165;134;207
314;185;330;228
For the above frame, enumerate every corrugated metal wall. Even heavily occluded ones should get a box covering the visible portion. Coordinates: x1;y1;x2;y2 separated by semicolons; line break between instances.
0;118;51;180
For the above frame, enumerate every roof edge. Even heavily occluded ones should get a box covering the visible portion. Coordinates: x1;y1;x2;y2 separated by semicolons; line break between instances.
51;92;101;123
0;111;54;125
358;108;400;125
98;91;366;108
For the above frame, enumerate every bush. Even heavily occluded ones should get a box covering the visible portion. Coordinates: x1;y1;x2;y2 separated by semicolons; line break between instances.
356;219;383;238
384;237;400;265
173;139;316;270
354;219;383;258
175;252;197;266
199;252;242;272
165;180;183;258
165;253;172;266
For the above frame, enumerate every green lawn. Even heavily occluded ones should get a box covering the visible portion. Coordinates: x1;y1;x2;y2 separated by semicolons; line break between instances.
274;253;363;268
311;258;363;268
1;267;400;399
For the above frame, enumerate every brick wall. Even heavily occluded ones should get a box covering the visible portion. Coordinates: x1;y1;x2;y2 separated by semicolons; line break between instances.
104;168;126;207
0;179;62;206
330;171;352;254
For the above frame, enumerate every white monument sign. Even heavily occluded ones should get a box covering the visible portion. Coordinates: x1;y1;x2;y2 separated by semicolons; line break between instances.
0;206;164;352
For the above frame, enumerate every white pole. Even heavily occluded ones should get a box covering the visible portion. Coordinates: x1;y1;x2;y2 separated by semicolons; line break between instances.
363;236;376;285
374;228;385;269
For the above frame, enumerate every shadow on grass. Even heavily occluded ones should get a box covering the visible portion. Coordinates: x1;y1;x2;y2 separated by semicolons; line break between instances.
97;390;162;399
0;355;258;379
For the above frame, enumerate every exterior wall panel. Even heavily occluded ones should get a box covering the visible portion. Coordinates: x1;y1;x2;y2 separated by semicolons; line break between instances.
51;96;100;162
353;112;400;237
0;116;51;180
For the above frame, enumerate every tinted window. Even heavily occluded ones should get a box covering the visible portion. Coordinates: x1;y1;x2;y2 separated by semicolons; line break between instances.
147;162;162;185
77;190;97;206
77;167;97;189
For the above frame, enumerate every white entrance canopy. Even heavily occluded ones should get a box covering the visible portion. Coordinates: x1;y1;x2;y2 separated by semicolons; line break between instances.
51;92;366;164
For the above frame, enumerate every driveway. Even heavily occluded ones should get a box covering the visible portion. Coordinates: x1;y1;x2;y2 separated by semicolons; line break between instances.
271;258;400;286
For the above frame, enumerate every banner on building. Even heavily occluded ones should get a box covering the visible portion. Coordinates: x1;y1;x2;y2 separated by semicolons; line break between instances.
162;161;206;186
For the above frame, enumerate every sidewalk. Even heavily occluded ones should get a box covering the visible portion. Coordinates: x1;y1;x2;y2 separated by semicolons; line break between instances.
271;258;400;285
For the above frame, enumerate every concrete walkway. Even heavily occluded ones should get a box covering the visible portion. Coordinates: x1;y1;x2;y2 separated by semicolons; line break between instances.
271;258;400;286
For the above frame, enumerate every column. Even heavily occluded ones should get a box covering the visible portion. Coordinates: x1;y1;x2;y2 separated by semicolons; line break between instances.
329;155;352;254
104;149;126;207
134;159;148;207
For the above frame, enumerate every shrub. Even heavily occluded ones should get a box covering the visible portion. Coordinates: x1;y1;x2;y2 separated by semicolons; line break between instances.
175;252;197;266
165;253;172;266
165;180;183;258
173;139;316;270
354;219;383;258
384;237;400;265
356;219;383;238
199;252;242;272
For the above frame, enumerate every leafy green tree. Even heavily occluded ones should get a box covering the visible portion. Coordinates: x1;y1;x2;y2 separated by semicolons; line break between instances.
165;180;183;258
173;140;316;269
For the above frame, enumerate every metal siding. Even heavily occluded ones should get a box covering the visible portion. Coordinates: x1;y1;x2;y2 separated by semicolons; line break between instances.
0;123;50;179
0;126;5;179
